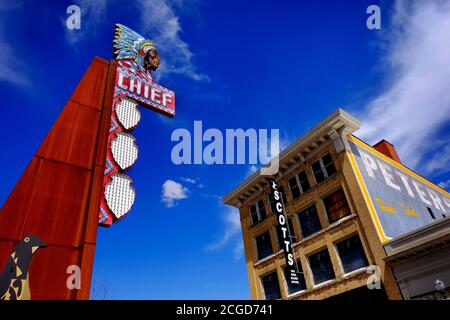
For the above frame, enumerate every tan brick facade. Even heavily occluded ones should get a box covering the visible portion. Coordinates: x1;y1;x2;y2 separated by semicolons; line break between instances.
224;109;403;300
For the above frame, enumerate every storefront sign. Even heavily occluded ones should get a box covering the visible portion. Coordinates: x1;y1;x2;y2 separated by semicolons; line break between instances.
269;179;301;286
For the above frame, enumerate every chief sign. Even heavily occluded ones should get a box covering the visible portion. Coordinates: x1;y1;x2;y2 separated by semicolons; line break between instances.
347;135;450;241
99;24;176;226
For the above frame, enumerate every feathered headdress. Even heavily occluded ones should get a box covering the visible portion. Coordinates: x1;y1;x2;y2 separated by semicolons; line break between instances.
113;23;157;64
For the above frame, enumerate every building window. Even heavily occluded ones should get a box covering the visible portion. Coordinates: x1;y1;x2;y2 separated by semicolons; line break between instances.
312;153;336;184
297;205;322;238
288;171;310;200
255;231;273;260
308;249;336;285
275;218;296;251
323;189;351;224
250;199;267;225
261;271;282;300
269;186;288;212
284;262;307;295
336;235;369;274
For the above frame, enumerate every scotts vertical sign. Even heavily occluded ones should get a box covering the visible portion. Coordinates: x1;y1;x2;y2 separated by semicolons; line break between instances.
269;179;301;286
347;135;450;242
99;24;175;226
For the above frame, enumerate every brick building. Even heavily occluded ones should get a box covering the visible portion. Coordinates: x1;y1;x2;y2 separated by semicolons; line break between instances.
223;109;449;300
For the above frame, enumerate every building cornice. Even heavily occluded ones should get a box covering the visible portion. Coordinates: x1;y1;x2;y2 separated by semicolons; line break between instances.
223;108;360;207
384;216;450;262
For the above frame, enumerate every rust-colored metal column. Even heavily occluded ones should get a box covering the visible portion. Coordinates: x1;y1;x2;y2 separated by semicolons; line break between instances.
0;57;116;299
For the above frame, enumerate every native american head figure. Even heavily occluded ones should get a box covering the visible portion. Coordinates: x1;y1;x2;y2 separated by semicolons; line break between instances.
113;23;160;72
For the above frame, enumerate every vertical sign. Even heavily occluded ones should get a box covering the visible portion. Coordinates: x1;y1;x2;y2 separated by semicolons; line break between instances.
99;24;176;226
269;179;301;286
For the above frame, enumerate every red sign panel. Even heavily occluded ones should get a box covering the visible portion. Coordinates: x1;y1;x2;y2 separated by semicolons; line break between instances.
115;59;175;117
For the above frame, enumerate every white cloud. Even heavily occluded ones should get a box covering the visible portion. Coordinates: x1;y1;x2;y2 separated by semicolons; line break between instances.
232;240;244;261
0;36;29;86
423;140;450;176
181;177;197;184
0;4;29;86
438;179;450;190
180;176;204;188
205;207;241;252
137;0;207;81
161;179;189;208
357;0;450;177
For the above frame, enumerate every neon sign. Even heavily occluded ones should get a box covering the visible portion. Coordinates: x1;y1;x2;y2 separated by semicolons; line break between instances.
99;24;176;226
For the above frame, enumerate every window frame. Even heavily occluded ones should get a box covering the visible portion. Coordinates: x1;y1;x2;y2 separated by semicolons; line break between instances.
297;204;323;239
249;199;267;225
307;247;336;286
322;153;336;177
322;188;352;225
312;153;336;184
335;234;369;275
260;270;282;300
288;170;310;200
254;230;274;261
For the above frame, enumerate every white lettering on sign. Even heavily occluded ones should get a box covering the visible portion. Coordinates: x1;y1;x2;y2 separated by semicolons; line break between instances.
278;214;285;225
361;151;378;178
444;198;450;210
276;202;283;213
412;180;432;207
269;179;301;283
359;150;450;213
281;227;288;238
162;93;172;108
129;79;141;95
428;189;446;212
151;88;162;104
118;72;127;90
396;171;415;198
377;160;401;191
117;72;175;109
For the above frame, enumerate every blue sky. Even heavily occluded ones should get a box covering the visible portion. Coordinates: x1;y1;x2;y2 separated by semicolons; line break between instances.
1;0;450;299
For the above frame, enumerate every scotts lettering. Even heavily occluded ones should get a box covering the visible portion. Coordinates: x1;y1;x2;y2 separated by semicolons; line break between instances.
269;179;301;286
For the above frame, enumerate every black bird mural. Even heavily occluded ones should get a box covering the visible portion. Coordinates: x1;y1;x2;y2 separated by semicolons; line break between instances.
0;236;47;300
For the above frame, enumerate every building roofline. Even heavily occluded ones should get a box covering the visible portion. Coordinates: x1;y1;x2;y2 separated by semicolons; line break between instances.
384;216;450;261
222;108;360;206
349;134;450;195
